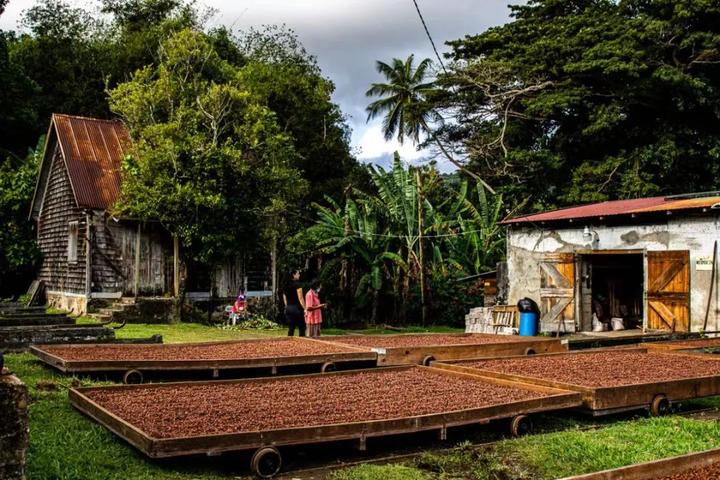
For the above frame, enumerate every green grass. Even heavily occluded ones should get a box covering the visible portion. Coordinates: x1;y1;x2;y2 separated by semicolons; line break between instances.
73;317;463;343
330;464;431;480
502;416;720;479
114;321;285;343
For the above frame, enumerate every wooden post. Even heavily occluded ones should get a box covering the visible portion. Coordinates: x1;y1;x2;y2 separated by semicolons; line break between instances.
85;213;92;297
173;234;180;297
134;222;141;298
416;170;427;326
271;234;278;299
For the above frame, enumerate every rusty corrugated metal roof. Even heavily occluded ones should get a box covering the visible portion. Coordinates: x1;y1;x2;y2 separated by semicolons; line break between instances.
52;113;129;210
503;195;720;225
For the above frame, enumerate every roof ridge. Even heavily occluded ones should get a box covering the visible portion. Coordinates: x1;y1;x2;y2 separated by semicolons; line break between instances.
52;113;123;124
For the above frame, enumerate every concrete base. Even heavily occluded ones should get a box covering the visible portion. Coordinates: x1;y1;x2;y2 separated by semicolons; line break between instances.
46;291;88;316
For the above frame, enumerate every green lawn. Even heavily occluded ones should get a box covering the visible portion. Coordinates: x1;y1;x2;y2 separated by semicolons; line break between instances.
6;321;720;480
74;317;463;343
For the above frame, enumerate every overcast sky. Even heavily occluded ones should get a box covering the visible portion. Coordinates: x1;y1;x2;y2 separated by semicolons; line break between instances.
0;0;518;170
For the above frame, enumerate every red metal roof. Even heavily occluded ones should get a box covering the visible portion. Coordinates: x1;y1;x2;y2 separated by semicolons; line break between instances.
502;195;720;225
52;113;129;210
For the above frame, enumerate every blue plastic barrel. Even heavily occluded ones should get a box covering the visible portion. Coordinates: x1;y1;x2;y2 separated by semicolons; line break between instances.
519;312;538;336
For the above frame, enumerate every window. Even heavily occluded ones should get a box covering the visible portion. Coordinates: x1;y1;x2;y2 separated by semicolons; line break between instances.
68;221;79;263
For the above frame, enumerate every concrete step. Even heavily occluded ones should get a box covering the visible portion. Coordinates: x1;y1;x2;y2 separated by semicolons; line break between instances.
88;313;112;322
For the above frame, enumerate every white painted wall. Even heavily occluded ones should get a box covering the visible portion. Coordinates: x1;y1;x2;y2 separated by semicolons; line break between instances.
507;214;720;332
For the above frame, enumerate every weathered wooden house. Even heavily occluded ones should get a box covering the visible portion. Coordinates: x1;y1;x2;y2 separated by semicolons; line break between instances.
502;193;720;334
29;114;273;315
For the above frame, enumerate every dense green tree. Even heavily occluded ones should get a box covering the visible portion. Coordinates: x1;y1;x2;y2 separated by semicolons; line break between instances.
0;138;43;297
109;29;305;265
0;30;38;158
441;0;720;211
10;0;109;137
236;26;365;208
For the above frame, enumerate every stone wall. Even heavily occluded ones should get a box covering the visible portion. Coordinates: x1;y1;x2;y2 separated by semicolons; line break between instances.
0;325;115;353
0;371;28;480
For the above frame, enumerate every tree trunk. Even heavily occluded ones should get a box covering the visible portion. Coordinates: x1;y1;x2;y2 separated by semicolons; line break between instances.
371;289;379;325
416;170;427;326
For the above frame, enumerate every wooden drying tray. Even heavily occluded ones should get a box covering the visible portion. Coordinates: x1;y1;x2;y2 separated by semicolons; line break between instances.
432;347;720;416
317;333;568;366
31;337;377;384
69;365;582;476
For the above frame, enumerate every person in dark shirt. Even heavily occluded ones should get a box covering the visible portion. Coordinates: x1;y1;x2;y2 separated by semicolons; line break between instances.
283;269;306;336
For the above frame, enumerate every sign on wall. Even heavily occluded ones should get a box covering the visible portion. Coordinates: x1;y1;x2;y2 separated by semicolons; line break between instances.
697;256;714;271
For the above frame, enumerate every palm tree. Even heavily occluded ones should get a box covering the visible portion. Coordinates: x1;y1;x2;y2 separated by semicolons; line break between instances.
366;55;494;193
313;197;406;324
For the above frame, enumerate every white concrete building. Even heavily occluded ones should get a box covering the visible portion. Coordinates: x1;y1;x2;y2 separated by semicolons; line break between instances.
503;193;720;334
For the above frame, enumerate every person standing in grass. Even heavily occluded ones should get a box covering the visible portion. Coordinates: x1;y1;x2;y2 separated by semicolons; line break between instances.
283;269;306;336
304;279;326;338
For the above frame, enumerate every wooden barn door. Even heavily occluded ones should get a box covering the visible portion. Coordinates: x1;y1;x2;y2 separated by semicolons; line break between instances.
540;253;576;334
647;251;690;332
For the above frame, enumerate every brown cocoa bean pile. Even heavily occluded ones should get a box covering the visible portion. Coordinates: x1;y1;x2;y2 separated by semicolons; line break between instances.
327;334;525;348
40;338;366;361
657;463;720;479
461;351;720;388
83;367;545;438
652;338;720;350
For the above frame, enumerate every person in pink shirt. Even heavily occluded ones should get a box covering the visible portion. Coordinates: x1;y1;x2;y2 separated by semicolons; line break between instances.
304;279;326;338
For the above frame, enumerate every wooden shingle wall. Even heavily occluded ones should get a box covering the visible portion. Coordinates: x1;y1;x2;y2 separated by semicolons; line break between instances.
37;146;87;294
92;217;173;296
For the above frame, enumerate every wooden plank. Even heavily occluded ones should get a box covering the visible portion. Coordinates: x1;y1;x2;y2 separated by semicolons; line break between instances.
540;288;574;298
648;259;686;293
540;297;572;325
560;447;720;480
540;263;571;288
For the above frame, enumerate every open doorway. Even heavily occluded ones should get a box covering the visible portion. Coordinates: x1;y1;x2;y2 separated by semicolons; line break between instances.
579;253;644;332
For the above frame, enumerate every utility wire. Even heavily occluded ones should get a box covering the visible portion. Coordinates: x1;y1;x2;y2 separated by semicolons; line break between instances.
411;0;448;74
321;227;491;239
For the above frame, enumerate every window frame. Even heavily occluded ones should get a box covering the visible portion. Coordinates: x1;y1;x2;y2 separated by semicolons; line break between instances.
67;221;79;264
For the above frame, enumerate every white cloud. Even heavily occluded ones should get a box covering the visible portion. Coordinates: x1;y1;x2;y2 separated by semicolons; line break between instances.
354;121;425;160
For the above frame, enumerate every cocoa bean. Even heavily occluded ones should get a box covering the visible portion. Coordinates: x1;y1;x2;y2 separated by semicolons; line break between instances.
462;351;720;388
84;368;544;439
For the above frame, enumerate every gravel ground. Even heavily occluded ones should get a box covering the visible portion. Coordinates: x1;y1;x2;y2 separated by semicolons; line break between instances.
658;463;720;479
459;350;720;388
326;334;528;348
83;367;546;438
39;338;367;361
